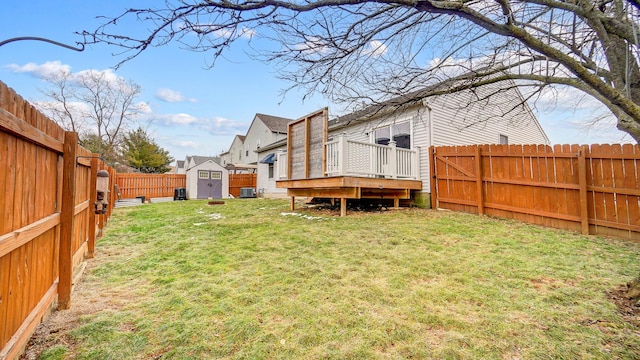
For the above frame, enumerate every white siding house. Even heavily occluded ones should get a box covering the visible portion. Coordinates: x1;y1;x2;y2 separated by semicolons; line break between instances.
184;156;229;199
174;160;186;174
220;135;246;167
255;139;287;198
242;113;292;165
262;80;549;205
324;80;549;196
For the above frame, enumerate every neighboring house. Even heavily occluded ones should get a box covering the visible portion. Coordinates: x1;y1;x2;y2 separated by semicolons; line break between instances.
255;139;288;198
219;114;293;175
220;135;245;166
267;80;550;208
242;113;293;165
184;155;229;199
174;160;186;174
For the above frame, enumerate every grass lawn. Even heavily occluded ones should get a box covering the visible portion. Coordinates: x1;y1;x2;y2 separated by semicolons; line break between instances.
37;198;640;359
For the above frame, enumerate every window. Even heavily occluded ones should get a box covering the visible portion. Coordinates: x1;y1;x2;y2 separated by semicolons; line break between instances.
374;121;411;149
268;163;274;179
198;171;210;179
246;150;249;157
211;171;222;180
374;127;390;146
499;134;508;144
392;122;411;149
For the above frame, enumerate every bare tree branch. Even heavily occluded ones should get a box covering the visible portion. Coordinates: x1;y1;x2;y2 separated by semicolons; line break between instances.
81;0;640;142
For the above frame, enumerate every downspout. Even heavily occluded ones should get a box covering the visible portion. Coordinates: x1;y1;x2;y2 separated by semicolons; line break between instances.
422;99;434;207
421;99;433;148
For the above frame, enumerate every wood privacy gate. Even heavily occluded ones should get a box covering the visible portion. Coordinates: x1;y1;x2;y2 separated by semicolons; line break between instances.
229;174;256;198
430;144;640;240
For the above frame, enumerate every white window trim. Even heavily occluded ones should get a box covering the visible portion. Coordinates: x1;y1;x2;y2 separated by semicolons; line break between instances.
371;120;413;149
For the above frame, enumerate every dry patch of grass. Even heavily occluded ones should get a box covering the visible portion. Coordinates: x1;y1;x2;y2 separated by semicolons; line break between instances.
25;199;640;359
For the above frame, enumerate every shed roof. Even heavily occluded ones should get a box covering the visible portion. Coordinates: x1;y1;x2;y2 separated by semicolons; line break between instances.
186;156;221;170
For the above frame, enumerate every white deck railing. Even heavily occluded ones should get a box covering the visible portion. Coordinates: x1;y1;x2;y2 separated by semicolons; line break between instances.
276;135;420;180
326;135;420;179
276;152;288;180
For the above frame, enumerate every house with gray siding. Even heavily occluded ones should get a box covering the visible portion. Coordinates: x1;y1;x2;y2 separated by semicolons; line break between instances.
262;80;549;207
243;113;292;165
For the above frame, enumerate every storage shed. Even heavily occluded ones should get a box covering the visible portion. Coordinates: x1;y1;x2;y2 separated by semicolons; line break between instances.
184;156;229;199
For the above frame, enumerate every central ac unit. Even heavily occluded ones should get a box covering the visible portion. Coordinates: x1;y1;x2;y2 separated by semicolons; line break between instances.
240;188;256;198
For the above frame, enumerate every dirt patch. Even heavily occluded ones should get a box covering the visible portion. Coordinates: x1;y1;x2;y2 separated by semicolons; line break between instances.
19;261;119;359
608;284;640;327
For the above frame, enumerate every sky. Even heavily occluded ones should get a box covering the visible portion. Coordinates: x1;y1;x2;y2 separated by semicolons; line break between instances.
0;1;634;164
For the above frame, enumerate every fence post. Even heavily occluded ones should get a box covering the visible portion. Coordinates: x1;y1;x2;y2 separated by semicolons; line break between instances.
475;146;485;215
58;131;78;310
87;155;98;258
430;146;437;209
578;146;590;235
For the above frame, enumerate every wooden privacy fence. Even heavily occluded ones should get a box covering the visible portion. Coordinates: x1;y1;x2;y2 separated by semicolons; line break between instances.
115;173;186;200
431;144;640;240
229;173;257;198
0;81;115;359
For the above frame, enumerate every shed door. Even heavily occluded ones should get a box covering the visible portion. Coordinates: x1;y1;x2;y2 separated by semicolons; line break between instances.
197;170;223;199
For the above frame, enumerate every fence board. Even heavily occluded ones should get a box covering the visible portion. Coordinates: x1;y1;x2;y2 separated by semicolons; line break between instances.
229;174;257;198
115;173;186;199
432;144;640;240
0;80;115;357
0;253;10;348
623;145;640;232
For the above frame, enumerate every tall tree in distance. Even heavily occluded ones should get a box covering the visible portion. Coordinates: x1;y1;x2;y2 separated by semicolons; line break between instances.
38;69;145;163
83;0;640;142
121;127;174;174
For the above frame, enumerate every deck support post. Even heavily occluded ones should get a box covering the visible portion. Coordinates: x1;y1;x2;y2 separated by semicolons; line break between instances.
340;198;347;217
394;198;400;208
290;196;295;211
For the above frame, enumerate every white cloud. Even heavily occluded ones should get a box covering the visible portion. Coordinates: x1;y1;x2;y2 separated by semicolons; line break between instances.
153;113;200;125
364;40;388;57
214;27;255;39
151;113;247;136
155;88;197;103
136;101;152;114
294;36;329;55
74;68;120;83
176;140;199;148
200;116;247;135
5;60;71;78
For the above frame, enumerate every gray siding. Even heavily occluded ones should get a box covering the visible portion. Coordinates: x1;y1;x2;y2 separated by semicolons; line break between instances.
326;84;548;194
244;118;289;165
428;85;548;146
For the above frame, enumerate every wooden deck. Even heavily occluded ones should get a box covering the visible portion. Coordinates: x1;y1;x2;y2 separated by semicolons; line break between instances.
276;176;422;216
